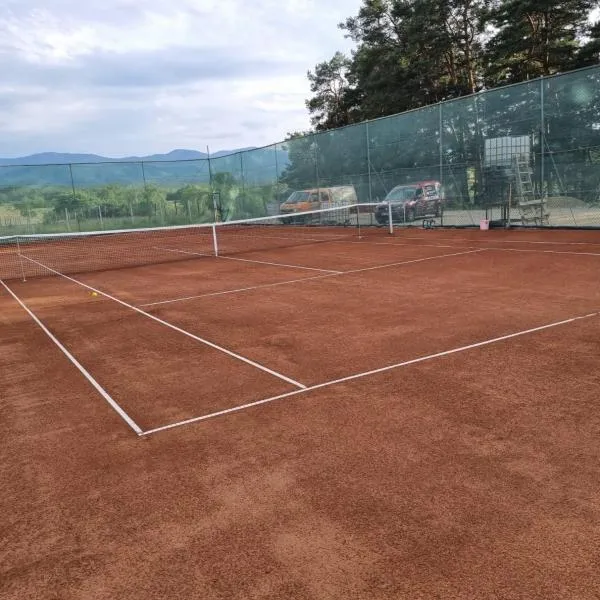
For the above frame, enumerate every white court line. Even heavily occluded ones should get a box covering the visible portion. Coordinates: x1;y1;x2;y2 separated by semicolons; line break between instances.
140;273;333;307
221;255;341;273
399;235;600;247
20;255;306;390
141;249;483;308
156;246;341;274
344;249;483;274
340;239;467;250
0;279;143;435
488;247;600;257
339;238;600;257
141;311;598;436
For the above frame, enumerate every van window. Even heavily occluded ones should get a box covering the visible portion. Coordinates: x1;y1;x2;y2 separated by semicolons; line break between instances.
287;191;311;203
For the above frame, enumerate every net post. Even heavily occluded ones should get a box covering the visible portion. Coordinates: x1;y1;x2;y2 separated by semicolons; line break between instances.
212;224;219;257
356;204;362;239
388;201;394;235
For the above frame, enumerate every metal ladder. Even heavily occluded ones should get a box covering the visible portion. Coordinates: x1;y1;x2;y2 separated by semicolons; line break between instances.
513;155;549;226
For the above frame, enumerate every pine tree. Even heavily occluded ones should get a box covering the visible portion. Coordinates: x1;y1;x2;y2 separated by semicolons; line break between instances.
484;0;596;85
577;19;600;66
337;0;485;119
305;52;355;131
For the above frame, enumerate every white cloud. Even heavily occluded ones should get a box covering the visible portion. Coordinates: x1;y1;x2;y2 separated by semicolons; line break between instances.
0;0;361;157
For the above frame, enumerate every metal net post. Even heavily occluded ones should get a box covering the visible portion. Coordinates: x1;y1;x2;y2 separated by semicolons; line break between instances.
212;224;219;257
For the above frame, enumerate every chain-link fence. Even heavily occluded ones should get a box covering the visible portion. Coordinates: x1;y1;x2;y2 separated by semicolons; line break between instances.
1;65;599;236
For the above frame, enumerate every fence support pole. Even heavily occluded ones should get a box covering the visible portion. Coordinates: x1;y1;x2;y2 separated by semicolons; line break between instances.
68;163;77;207
540;76;545;200
313;133;320;191
439;102;444;187
366;121;373;205
16;236;26;282
274;144;280;209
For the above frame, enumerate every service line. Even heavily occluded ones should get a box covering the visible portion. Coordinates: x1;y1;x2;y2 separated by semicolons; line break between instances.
141;311;598;436
141;248;484;307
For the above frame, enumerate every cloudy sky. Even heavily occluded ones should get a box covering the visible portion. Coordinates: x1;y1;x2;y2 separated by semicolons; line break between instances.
0;0;361;157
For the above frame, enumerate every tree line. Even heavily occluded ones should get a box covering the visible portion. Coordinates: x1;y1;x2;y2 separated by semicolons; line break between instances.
0;172;280;233
274;2;600;208
306;0;600;130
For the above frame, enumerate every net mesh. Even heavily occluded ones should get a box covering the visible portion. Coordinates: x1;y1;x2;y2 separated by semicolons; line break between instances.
0;204;366;281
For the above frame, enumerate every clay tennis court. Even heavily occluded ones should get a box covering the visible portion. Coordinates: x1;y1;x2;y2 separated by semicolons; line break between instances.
2;218;600;599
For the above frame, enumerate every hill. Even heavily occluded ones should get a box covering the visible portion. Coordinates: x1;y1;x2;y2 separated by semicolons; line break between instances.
0;148;257;167
0;147;289;187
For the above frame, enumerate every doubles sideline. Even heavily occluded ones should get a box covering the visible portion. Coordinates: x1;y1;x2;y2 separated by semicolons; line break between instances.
0;278;143;435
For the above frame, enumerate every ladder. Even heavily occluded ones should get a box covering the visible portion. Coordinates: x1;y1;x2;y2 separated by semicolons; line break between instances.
513;155;549;226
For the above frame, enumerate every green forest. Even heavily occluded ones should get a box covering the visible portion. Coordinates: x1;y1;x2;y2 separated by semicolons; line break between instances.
1;0;599;235
305;0;599;129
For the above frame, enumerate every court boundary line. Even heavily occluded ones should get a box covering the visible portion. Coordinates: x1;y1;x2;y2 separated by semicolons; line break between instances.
155;246;341;274
140;249;484;308
0;278;143;435
140;310;598;436
398;234;600;247
338;239;600;256
20;255;307;390
489;247;600;257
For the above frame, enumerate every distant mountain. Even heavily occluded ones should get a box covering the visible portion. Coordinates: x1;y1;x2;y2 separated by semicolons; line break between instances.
0;148;258;166
0;147;289;188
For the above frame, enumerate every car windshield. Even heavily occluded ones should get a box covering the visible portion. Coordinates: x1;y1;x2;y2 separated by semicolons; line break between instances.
386;186;418;202
286;191;316;203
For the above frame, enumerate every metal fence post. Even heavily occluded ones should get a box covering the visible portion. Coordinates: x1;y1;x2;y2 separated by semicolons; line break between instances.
540;76;545;200
68;163;77;205
439;102;444;187
314;133;320;191
274;144;280;207
366;120;373;205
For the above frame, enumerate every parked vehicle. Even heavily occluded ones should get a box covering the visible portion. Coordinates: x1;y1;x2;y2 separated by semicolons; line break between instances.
280;186;358;223
375;181;444;224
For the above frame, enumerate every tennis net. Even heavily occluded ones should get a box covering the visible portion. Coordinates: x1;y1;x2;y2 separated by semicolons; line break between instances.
0;204;373;281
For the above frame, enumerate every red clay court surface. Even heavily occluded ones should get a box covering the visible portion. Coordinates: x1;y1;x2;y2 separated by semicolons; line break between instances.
2;226;600;599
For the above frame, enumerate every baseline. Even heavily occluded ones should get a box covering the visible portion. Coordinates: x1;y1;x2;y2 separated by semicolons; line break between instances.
141;311;598;436
20;255;306;390
0;279;143;435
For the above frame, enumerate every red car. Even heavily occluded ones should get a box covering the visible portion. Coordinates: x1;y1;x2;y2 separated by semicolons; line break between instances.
375;181;444;223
